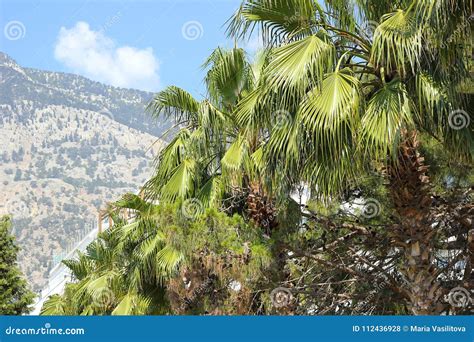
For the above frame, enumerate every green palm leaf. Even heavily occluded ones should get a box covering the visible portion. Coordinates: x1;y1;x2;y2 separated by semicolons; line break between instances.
147;86;200;126
371;9;422;74
227;0;323;44
161;159;197;201
155;245;184;276
361;79;413;156
299;67;360;133
266;34;334;91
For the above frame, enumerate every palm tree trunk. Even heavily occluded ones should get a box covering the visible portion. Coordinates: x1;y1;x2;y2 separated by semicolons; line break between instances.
387;131;442;315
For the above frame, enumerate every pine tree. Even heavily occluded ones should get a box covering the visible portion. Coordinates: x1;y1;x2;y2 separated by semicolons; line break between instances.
0;216;35;315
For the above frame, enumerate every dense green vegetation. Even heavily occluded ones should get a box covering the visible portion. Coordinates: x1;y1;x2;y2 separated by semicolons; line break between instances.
42;0;472;315
41;201;272;315
0;216;35;314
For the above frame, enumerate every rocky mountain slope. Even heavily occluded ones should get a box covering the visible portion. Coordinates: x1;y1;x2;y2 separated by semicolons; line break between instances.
0;52;169;291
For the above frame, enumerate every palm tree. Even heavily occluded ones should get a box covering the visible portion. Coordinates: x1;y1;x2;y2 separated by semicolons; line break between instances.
226;0;473;314
42;196;272;315
41;205;171;315
43;1;471;316
146;47;279;229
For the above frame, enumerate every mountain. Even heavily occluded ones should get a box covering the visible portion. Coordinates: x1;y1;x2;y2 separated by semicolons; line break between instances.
0;52;169;291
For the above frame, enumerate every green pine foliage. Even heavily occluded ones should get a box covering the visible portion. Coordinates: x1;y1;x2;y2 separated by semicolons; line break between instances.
41;201;273;315
0;216;35;315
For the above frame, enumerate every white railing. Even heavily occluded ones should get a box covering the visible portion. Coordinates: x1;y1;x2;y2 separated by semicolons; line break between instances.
30;218;110;315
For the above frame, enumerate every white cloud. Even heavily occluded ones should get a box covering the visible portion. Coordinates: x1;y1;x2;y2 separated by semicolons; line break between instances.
54;21;160;91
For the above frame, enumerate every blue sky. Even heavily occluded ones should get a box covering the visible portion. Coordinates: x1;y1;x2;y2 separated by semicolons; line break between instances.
0;0;252;96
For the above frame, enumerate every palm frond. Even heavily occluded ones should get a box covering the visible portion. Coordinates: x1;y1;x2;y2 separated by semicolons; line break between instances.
299;67;360;134
155;245;184;276
203;47;253;106
147;86;200;126
160;159;197;201
360;79;413;156
197;175;224;208
40;295;69;315
371;9;422;74
265;33;334;91
227;0;324;45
